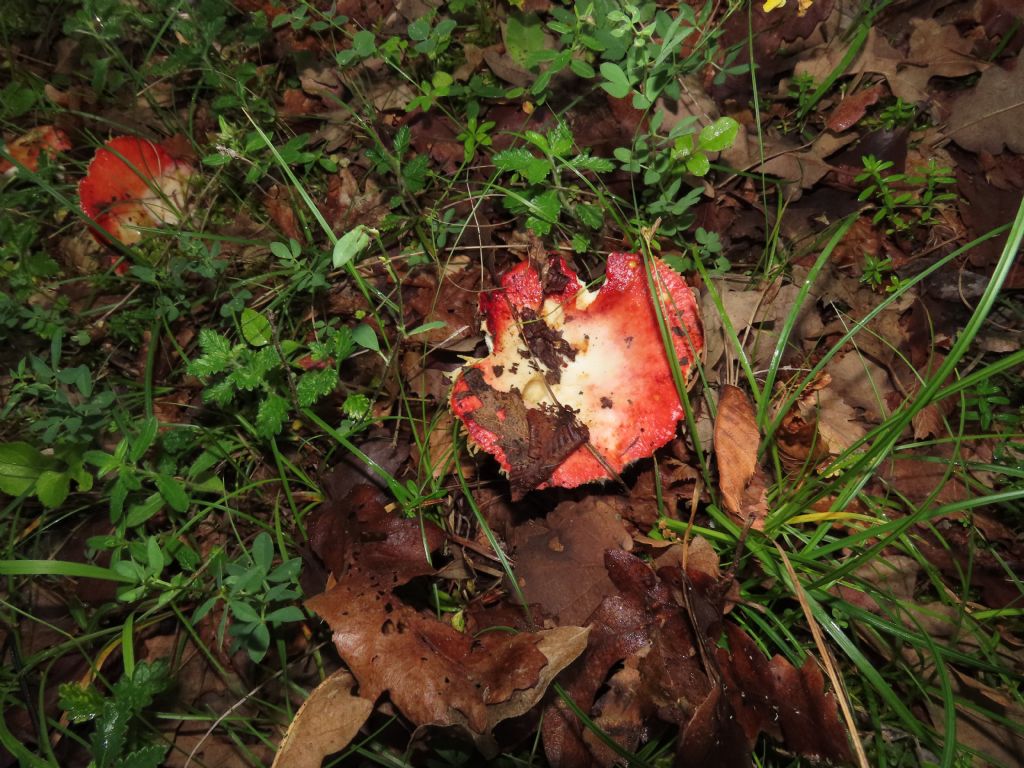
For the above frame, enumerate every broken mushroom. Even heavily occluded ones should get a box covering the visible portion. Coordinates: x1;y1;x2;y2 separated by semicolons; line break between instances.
0;126;71;175
79;135;194;246
451;253;703;497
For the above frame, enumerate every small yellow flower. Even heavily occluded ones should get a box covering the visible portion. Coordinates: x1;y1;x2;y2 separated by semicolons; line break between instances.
764;0;813;13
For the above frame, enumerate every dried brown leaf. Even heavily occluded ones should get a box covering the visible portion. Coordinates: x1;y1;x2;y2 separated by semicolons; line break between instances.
272;670;373;768
308;569;587;736
510;498;633;626
928;670;1024;766
947;54;1024;154
714;385;762;522
826;85;884;132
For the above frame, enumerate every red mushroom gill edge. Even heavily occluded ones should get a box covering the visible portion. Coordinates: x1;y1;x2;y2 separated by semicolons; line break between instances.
79;135;194;247
450;252;703;498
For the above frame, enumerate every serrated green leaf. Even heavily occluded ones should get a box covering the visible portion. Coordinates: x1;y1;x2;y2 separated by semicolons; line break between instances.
525;189;561;236
576;202;603;229
401;153;429;194
35;470;70;508
343;393;371;419
91;698;130;765
698;116;739;152
203;378;236;407
240;308;273;347
568;154;615;173
188;330;232;376
296;367;339;407
599;61;630;99
59;683;105;723
256;394;289;438
547;121;573;156
118;744;168;768
493;148;550;185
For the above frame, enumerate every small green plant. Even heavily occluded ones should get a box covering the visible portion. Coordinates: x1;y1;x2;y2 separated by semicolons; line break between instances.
58;660;171;768
493;120;613;238
663;227;730;275
874;97;917;130
787;71;818;117
193;532;305;662
963;379;1021;432
186;315;373;439
855;155;957;234
455;101;496;164
544;1;742;109
203;117;337;184
859;252;899;292
613;115;738;236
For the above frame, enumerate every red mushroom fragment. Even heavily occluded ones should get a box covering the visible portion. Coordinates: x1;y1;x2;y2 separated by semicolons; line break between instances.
0;126;71;175
79;136;194;246
451;253;703;497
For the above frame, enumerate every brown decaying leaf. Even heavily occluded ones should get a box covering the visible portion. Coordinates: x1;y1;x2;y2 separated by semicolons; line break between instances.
796;20;986;106
272;670;373;768
714;385;764;523
774;373;866;470
826;85;883;132
308;571;587;737
511;498;633;626
542;549;850;767
322;168;388;235
929;669;1024;766
403;264;479;348
947;53;1024;154
306;484;588;743
307;483;436;581
755;131;856;190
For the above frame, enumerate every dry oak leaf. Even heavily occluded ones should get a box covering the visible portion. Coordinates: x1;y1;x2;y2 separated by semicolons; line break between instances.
272;670;373;768
946;54;1024;154
451;254;703;498
307;570;588;737
797;21;985;106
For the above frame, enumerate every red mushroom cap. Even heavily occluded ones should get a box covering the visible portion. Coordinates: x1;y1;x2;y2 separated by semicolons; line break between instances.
0;126;71;174
79;136;194;246
451;253;703;497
